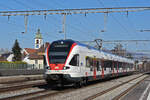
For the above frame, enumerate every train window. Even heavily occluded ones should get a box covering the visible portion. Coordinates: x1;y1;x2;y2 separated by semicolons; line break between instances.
96;61;101;71
122;63;124;69
86;57;90;67
110;61;112;69
119;62;122;68
103;60;112;70
114;62;118;69
86;57;94;71
90;58;93;71
69;54;79;66
129;64;133;69
118;62;120;68
96;61;98;69
48;41;74;64
103;61;107;70
90;58;93;67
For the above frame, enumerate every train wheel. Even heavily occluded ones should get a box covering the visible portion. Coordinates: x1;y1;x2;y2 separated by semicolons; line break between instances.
74;82;81;88
83;79;88;86
74;80;83;88
57;83;64;90
57;80;64;90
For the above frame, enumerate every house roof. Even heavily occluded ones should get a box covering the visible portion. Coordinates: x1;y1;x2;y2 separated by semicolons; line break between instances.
24;48;37;54
23;42;50;60
28;53;43;60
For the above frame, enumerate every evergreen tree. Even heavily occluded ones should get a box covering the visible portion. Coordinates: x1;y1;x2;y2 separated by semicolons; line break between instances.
12;39;22;61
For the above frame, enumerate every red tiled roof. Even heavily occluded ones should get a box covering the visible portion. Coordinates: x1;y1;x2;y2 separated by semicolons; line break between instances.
28;53;43;60
24;42;50;60
24;48;37;54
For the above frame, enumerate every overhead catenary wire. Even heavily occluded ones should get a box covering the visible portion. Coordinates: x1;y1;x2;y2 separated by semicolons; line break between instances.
0;7;150;16
48;0;100;40
1;0;149;39
97;0;130;33
1;6;149;40
113;0;140;35
17;0;92;40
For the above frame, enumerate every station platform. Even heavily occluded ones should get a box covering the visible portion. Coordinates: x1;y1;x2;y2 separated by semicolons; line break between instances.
0;74;43;84
121;74;150;100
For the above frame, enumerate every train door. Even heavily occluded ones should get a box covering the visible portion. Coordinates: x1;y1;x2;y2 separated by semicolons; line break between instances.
95;59;102;79
93;58;97;79
101;60;104;78
103;60;110;75
112;61;115;76
78;53;85;75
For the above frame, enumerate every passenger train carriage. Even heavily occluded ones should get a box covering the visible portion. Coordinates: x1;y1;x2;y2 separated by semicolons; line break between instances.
44;39;135;87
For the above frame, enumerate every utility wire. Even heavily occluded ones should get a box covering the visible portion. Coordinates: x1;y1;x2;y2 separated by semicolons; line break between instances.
113;0;138;33
18;0;89;39
30;0;97;39
39;0;106;39
97;0;130;33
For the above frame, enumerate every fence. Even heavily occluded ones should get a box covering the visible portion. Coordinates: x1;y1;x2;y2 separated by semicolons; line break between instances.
0;63;44;69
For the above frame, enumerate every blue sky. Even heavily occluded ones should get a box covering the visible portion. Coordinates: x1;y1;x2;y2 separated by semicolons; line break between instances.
0;0;150;53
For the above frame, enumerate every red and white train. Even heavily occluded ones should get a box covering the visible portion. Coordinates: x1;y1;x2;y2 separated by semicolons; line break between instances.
44;39;135;87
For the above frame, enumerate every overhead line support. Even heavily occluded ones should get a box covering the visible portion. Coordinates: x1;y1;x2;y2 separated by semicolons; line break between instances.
0;7;150;16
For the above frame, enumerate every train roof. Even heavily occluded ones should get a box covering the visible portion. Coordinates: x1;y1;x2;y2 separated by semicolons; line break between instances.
52;39;134;64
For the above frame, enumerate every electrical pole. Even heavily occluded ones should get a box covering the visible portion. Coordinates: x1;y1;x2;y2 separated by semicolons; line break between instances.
24;15;28;33
63;14;66;40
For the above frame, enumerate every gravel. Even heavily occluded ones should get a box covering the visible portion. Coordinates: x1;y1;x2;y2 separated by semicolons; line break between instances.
0;87;45;99
41;74;145;100
0;74;146;100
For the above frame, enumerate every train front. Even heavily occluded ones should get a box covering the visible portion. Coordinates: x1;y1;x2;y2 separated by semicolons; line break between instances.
44;40;79;85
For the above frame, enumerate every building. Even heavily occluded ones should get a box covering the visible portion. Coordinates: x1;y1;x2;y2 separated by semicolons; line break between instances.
23;42;49;69
4;28;49;69
22;29;49;69
35;28;43;49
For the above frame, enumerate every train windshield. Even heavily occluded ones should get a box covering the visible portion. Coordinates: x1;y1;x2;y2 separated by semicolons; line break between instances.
48;40;74;64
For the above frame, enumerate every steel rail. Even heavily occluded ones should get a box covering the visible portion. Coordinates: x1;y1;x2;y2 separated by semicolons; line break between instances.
84;74;146;100
112;76;148;100
0;80;46;93
21;74;145;100
0;89;57;100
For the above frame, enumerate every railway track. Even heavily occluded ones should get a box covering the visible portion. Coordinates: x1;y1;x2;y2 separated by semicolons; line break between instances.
0;84;74;100
1;89;56;100
0;80;46;93
0;74;147;100
85;74;148;100
29;74;147;100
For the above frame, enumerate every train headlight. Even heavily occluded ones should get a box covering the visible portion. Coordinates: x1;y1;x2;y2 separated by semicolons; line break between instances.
63;66;70;70
46;66;51;70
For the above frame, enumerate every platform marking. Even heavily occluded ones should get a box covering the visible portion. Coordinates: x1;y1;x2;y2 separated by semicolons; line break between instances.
147;92;150;100
139;81;150;100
